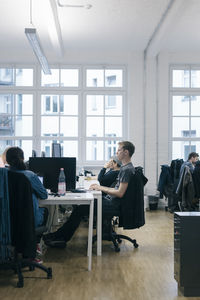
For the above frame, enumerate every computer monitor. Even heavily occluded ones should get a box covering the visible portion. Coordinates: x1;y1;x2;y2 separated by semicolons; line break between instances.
29;157;76;192
32;150;37;157
52;143;61;157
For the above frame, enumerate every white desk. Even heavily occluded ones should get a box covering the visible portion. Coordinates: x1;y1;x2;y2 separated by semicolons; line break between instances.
40;179;102;258
83;180;102;256
39;193;94;271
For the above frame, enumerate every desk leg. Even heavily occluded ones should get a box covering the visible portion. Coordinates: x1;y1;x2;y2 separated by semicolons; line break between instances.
87;199;94;271
46;205;55;232
96;194;102;256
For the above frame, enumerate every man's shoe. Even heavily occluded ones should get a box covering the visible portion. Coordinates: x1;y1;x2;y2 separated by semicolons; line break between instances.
44;239;66;249
43;232;57;242
33;257;43;264
36;243;42;256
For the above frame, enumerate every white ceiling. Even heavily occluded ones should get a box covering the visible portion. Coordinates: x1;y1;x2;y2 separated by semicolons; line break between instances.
161;0;200;52
0;0;200;63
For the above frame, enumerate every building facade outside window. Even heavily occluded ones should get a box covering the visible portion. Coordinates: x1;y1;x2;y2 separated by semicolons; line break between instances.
171;65;200;160
0;66;126;165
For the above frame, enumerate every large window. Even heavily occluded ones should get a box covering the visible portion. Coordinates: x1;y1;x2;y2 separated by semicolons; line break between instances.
86;94;122;160
0;66;126;164
171;66;200;160
0;93;33;159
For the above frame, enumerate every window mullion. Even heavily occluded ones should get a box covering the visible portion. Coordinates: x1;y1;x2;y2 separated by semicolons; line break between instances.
103;94;105;160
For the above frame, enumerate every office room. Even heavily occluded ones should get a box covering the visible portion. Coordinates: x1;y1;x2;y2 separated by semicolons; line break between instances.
1;0;200;299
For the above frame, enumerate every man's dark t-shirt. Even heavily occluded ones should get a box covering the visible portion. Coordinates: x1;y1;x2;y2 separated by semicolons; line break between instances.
105;162;135;209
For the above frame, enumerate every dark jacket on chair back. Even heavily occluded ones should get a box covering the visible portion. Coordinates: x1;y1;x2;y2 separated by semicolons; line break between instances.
8;171;36;258
192;161;200;198
119;167;148;230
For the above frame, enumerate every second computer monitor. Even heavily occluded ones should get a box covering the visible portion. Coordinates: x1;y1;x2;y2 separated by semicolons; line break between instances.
29;157;76;192
52;143;61;157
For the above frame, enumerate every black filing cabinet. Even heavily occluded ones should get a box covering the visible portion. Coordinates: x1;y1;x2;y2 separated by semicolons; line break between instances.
174;212;200;297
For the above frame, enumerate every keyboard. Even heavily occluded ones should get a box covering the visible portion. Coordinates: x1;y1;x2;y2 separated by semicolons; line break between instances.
69;189;87;193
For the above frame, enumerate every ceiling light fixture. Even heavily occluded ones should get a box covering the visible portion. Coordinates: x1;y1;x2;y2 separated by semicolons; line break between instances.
25;28;51;75
25;0;51;74
57;0;92;9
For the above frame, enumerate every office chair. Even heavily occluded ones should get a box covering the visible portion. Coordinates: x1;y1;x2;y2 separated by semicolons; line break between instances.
93;167;147;252
0;169;52;287
41;151;46;157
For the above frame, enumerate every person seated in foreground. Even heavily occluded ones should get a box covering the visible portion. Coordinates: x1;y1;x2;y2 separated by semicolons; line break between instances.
6;147;48;262
98;156;121;193
43;141;135;248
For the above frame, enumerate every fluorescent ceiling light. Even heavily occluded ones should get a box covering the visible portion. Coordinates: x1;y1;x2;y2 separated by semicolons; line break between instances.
25;28;51;75
57;0;92;9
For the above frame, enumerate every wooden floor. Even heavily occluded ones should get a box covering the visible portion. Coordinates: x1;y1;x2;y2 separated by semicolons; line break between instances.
1;210;200;300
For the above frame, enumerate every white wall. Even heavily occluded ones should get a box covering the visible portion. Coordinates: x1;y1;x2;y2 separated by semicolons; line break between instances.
144;51;200;196
144;56;157;194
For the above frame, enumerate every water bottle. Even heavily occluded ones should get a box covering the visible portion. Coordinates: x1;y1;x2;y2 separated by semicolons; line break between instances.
79;167;85;188
58;168;66;195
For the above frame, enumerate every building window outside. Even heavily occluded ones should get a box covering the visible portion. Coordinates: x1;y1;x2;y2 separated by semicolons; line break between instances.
0;66;126;164
0;92;33;159
171;66;200;160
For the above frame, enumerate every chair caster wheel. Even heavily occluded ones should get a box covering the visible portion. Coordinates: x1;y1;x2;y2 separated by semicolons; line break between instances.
29;265;35;271
47;268;52;279
115;247;120;252
17;280;24;288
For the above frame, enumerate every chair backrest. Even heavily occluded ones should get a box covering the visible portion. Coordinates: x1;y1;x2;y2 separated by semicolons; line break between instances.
119;168;148;230
8;171;36;258
0;168;11;261
32;150;37;157
41;151;46;157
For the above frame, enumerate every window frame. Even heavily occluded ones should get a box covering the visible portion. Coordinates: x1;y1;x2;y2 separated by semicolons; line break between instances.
0;64;127;165
170;64;200;160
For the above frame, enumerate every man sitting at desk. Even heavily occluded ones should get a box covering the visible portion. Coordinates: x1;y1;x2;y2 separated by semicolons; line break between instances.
43;141;135;248
98;156;121;194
